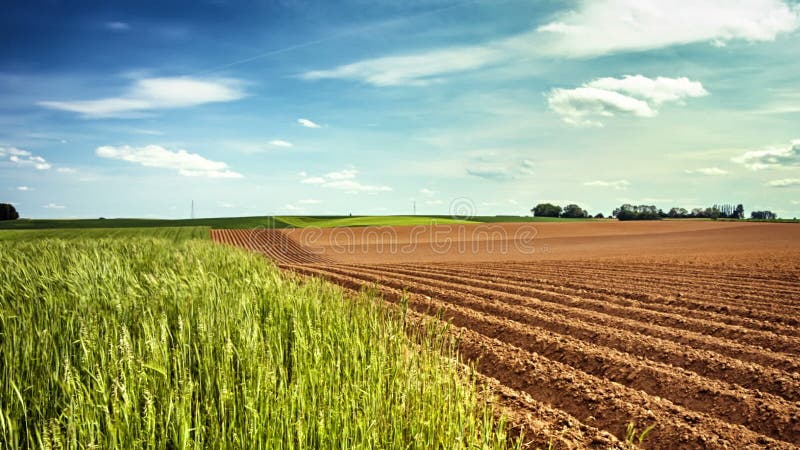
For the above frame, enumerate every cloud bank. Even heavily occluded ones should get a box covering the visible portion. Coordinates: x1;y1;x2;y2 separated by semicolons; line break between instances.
733;139;800;170
548;75;708;126
297;118;321;128
40;77;245;118
767;178;800;187
584;179;630;190
0;146;51;170
300;0;799;86
685;167;729;175
300;168;391;193
536;0;799;57
96;145;243;178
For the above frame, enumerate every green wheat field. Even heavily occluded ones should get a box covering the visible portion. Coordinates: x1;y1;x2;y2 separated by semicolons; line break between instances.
0;236;513;449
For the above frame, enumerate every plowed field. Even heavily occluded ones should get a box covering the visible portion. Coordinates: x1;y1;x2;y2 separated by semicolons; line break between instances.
211;222;800;449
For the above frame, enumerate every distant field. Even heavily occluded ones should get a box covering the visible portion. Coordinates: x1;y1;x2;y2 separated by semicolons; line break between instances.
0;216;290;230
276;215;477;228
466;215;601;223
0;215;603;231
0;226;209;241
218;220;800;448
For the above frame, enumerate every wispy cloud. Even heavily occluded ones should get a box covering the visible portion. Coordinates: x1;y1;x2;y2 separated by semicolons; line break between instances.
0;146;51;170
548;75;708;126
465;157;537;181
268;139;293;148
17;186;31;191
105;21;130;32
685;167;729;175
42;203;65;209
302;45;503;86
767;178;800;187
466;165;514;181
297;118;321;128
56;167;77;174
519;159;535;175
584;179;630;190
96;145;243;178
300;168;391;193
419;188;437;196
300;0;798;86
39;77;245;118
733;139;800;170
298;198;321;204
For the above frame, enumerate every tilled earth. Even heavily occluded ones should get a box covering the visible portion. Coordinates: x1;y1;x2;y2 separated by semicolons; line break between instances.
211;223;800;449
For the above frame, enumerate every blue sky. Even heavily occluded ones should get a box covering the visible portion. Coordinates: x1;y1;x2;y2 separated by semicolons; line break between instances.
2;0;800;219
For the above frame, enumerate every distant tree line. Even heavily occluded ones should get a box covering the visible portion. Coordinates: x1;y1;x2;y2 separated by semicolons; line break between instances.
610;203;782;221
532;201;780;221
531;203;590;218
751;210;777;220
663;204;744;220
0;203;19;221
613;204;662;221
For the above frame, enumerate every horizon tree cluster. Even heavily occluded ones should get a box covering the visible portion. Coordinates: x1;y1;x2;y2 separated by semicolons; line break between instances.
0;203;19;221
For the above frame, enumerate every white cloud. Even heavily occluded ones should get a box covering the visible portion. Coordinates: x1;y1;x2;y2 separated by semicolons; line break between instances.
586;75;708;105
297;118;321;128
134;129;164;136
300;1;798;86
537;0;800;58
584;179;630;190
425;199;444;206
302;45;504;86
10;155;51;170
733;139;800;170
298;199;321;204
419;188;437;196
300;169;391;193
0;146;51;170
325;169;358;180
767;178;800;187
96;145;243;178
284;204;303;212
43;203;65;209
57;167;77;174
548;75;707;126
105;21;130;32
269;140;293;148
39;77;245;118
17;186;31;191
466;165;514;181
323;179;392;193
685;167;729;175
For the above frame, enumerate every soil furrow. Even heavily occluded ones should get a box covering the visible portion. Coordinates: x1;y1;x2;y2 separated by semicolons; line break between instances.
486;262;800;306
287;265;795;450
296;264;800;443
468;263;800;317
354;263;800;356
409;264;800;335
350;264;800;396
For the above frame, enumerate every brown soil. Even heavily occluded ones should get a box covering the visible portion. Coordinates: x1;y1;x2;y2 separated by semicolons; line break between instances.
212;221;800;449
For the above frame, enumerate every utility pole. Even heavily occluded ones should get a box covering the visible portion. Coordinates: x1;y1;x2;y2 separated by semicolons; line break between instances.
191;200;195;219
413;200;416;216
